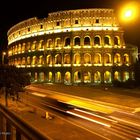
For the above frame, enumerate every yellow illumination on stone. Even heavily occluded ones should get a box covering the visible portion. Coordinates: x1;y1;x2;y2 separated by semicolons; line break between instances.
83;45;91;48
8;26;119;45
73;64;81;66
63;64;71;67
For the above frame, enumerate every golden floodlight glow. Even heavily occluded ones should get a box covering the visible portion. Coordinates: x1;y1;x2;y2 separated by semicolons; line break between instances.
124;10;132;18
119;1;140;22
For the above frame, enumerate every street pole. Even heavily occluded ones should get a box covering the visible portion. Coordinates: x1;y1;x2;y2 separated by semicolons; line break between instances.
2;52;6;65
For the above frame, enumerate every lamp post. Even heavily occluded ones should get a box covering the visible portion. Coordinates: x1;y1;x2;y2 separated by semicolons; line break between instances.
118;1;139;23
2;52;6;65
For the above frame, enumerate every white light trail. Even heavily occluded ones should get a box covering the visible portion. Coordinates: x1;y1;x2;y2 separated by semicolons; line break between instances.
109;116;140;127
74;108;117;123
66;110;111;127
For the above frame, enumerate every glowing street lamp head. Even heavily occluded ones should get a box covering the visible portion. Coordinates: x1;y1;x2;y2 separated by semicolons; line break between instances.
119;1;140;23
3;52;6;55
124;10;132;18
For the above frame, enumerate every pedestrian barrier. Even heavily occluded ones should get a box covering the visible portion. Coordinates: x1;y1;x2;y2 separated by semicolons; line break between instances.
0;104;50;140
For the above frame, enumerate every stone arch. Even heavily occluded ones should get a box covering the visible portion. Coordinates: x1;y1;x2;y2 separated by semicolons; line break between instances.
114;71;121;81
18;44;21;53
104;53;111;64
104;35;111;45
65;37;71;46
39;55;44;65
94;35;101;45
46;55;52;65
83;71;91;83
55;38;61;48
55;54;62;64
74;36;80;46
114;36;120;45
74;71;81;83
84;53;91;64
27;56;31;65
14;58;18;65
94;53;101;64
104;71;111;83
123;53;129;64
55;72;61;82
65;71;71;84
22;57;25;65
123;71;129;81
114;53;121;64
27;42;31;51
74;53;81;64
94;71;101;83
34;72;38;81
32;56;37;65
38;40;44;50
15;45;18;54
18;58;21;65
31;41;37;51
22;43;26;52
39;72;45;82
84;36;90;46
48;72;53;82
47;39;53;48
64;54;71;64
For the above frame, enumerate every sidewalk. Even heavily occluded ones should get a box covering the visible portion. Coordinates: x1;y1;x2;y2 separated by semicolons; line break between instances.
0;95;102;140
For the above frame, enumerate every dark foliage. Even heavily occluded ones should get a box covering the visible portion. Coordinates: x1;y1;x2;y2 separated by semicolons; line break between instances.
0;65;31;102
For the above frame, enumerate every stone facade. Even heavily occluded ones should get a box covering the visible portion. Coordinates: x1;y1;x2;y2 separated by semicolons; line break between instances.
7;8;138;85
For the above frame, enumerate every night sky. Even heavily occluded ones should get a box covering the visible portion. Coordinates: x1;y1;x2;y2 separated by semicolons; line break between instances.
0;0;140;51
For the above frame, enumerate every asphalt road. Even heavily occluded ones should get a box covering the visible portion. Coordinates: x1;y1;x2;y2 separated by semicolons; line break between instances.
19;85;140;140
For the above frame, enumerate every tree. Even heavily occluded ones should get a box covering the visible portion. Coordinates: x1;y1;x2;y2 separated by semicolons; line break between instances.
0;65;31;106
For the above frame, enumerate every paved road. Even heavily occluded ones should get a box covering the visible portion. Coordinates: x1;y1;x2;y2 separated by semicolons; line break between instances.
24;84;140;140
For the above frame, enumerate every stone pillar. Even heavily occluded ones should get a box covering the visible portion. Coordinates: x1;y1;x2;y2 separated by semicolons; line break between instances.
81;70;84;83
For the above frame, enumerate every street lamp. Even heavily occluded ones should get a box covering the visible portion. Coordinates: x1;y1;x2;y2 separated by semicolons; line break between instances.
2;52;6;65
119;1;140;23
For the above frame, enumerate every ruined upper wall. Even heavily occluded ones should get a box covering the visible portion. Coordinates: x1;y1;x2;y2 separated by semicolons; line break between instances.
7;8;121;45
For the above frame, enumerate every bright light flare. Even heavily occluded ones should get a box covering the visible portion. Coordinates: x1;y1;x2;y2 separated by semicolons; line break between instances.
124;10;132;18
66;110;111;127
119;1;140;22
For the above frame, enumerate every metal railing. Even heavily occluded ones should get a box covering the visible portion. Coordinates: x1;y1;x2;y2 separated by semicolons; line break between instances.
0;104;50;140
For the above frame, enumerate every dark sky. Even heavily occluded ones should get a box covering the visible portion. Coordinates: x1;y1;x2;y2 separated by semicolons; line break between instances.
0;0;140;51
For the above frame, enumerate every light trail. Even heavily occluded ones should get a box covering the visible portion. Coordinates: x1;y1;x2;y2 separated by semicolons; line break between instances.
109;116;140;127
74;108;118;123
31;92;46;97
66;110;111;127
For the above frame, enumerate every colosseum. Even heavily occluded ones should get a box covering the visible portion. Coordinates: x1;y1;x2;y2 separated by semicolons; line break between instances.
7;8;138;85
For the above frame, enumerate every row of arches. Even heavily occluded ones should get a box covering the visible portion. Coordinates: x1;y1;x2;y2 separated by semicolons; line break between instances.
9;53;130;66
31;71;131;84
9;35;122;55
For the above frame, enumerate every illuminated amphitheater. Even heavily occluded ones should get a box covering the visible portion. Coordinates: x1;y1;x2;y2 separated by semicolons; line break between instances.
7;8;138;85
